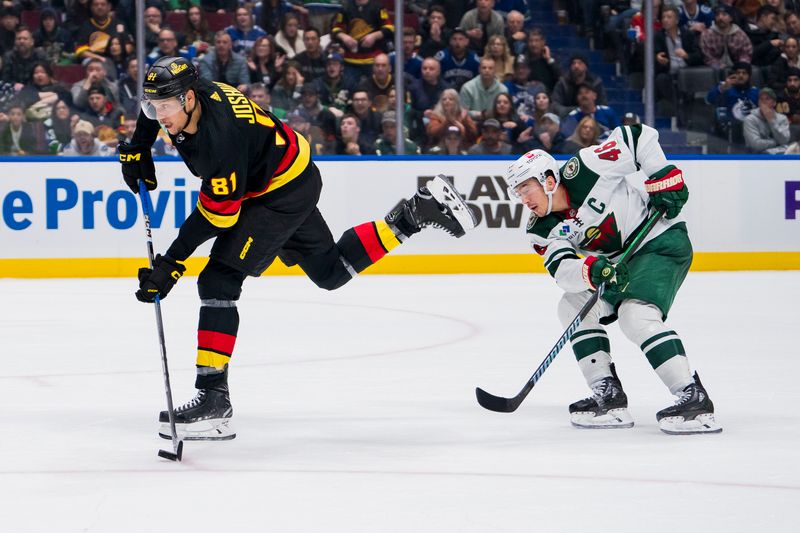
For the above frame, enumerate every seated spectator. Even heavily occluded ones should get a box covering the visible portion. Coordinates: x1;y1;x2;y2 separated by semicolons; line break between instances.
435;27;481;91
335;113;375;155
389;27;423;80
765;0;787;34
247;82;286;119
257;0;299;36
419;5;450;58
198;31;250;93
484;34;514;82
776;67;800;124
347;89;381;146
0;6;19;56
227;5;267;55
75;0;129;62
485;92;523;145
560;84;620;138
275;12;305;59
427;124;468;155
184;5;215;58
505;10;527;55
784;11;800;40
425;88;478;149
332;0;394;81
357;53;394;113
706;60;759;133
43;98;76;152
505;57;547;122
66;0;92;36
523;28;561;93
679;0;714;35
2;26;48;87
61;119;113;156
286;107;334;155
375;111;421;155
743;87;790;153
515;112;566;154
769;36;800;93
459;0;505;54
551;55;608;117
467;118;512;154
34;8;74;65
408;57;451;140
295;83;337;139
317;52;357;116
143;6;163;52
562;115;601;152
80;84;124;129
459;57;509;121
655;5;703;116
270;60;303;112
147;28;189;67
71;57;120;111
248;36;285;88
746;5;782;67
700;4;753;69
118;57;139;116
295;27;327;83
15;61;73;119
0;103;45;154
104;34;131;80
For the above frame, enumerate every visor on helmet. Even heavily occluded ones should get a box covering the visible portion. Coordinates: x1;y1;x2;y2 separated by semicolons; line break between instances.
141;94;186;120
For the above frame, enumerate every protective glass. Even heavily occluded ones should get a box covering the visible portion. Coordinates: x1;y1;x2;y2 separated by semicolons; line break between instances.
141;95;185;120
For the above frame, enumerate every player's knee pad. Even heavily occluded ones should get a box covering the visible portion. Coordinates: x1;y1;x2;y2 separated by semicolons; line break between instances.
197;259;247;301
557;291;613;329
618;299;665;346
299;245;354;291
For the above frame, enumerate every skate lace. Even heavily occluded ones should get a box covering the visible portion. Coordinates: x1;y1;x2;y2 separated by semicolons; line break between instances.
176;390;206;412
673;385;696;406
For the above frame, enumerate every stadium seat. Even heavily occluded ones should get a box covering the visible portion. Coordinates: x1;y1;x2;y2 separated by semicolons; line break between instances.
21;10;40;29
165;11;187;33
53;64;86;85
677;67;717;130
205;12;233;32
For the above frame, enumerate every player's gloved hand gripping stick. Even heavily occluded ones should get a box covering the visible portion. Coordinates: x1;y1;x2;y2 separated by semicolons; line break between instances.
476;208;666;413
138;180;183;461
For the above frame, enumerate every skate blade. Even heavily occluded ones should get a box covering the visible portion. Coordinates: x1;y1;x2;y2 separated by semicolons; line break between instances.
571;408;635;429
159;418;236;441
659;413;722;435
426;175;477;233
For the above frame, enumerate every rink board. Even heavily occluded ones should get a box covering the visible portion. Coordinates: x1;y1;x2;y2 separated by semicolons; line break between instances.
0;156;798;277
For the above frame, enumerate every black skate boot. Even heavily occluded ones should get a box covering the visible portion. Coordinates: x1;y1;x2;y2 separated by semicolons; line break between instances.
159;382;235;441
385;175;477;238
657;372;722;435
569;363;634;429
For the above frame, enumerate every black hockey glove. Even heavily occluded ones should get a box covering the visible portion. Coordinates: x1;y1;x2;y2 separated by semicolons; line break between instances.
136;254;186;303
119;141;157;193
584;256;628;290
645;168;688;219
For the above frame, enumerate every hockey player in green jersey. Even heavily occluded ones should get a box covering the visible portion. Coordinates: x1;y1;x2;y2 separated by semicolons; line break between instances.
505;124;721;435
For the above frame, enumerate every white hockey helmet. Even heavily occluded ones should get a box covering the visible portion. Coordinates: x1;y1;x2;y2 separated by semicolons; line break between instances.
506;149;561;215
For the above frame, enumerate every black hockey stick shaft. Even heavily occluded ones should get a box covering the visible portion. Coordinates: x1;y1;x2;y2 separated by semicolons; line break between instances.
476;208;665;413
138;182;183;461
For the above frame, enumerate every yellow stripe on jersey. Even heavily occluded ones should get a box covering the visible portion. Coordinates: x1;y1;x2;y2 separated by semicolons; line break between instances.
250;132;311;199
197;349;231;370
375;220;401;251
196;201;241;228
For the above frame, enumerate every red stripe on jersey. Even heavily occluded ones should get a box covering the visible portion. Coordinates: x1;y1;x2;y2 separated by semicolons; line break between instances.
274;126;299;176
353;222;387;263
199;191;242;215
198;330;237;355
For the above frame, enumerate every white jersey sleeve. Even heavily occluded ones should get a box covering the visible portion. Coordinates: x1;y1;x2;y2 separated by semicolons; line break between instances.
578;124;670;181
529;223;591;293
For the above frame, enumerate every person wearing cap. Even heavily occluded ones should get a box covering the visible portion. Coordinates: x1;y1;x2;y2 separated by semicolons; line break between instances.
743;86;790;153
116;56;477;441
776;66;800;123
80;84;124;129
551;54;608;118
622;112;641;126
459;57;509;121
375;110;421;155
560;83;620;138
706;60;759;130
33;8;74;63
515;112;566;154
700;4;753;69
522;28;561;93
428;124;467;155
434;27;481;91
317;52;357;116
61;119;112;156
467;117;512;154
71;57;120;112
745;5;783;67
458;0;505;54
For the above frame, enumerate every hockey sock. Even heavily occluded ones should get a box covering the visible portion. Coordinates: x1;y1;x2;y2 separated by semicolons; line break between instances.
338;220;403;272
195;301;239;390
572;330;613;386
618;300;694;394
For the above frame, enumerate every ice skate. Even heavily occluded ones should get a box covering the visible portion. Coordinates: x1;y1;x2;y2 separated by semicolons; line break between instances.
159;384;236;441
657;372;722;435
386;175;477;238
569;364;634;429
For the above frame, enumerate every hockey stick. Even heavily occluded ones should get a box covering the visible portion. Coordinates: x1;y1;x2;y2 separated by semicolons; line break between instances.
475;208;665;413
138;182;183;461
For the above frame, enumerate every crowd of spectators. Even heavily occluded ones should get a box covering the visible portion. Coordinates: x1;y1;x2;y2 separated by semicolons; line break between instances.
3;0;800;156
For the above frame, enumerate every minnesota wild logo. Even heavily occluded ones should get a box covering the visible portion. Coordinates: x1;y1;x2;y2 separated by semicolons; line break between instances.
579;213;621;253
562;157;580;180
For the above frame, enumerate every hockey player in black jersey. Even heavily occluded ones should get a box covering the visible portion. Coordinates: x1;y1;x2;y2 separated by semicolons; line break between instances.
119;57;476;441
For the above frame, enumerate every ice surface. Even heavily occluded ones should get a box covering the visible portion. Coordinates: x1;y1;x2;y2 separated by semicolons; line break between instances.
1;272;798;532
